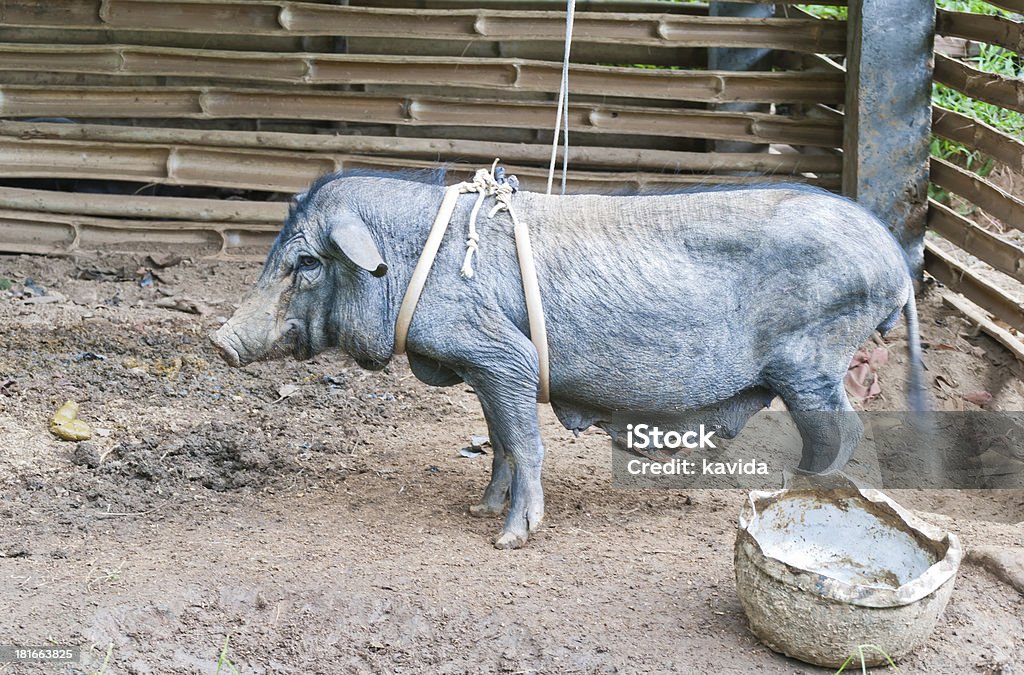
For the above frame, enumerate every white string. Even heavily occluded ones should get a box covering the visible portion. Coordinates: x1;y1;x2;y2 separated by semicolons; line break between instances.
560;62;570;195
546;0;576;196
460;190;487;278
459;161;502;278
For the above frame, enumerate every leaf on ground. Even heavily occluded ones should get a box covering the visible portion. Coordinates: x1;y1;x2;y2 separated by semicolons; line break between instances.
844;347;889;402
964;390;993;407
273;384;300;403
154;296;208;315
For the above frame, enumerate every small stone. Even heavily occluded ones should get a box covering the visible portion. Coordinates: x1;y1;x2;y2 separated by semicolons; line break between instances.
23;293;66;305
967;546;1024;594
72;442;101;469
67;286;99;306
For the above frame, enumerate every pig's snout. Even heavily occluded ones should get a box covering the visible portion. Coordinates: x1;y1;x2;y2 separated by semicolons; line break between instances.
209;326;243;367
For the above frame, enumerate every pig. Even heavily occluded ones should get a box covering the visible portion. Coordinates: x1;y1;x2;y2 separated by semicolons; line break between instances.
211;170;926;549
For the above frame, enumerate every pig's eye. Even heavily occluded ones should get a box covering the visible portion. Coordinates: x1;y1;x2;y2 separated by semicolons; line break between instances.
297;255;321;272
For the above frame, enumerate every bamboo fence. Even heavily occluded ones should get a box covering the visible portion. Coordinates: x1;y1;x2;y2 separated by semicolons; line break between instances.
927;6;1024;354
0;0;850;259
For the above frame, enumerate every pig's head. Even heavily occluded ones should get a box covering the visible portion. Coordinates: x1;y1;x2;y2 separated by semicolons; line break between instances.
210;179;394;370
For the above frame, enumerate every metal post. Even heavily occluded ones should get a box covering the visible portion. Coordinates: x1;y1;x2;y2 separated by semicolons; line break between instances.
708;2;774;155
842;0;935;275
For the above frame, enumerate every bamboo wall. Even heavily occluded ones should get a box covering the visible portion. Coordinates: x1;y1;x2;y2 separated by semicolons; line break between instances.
927;1;1024;356
0;0;848;258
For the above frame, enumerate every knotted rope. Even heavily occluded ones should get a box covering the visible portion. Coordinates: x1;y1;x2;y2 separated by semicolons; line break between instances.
458;160;518;278
393;160;550;403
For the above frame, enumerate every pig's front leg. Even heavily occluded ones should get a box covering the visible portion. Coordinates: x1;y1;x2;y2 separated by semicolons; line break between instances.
473;390;544;549
468;429;511;517
457;335;545;549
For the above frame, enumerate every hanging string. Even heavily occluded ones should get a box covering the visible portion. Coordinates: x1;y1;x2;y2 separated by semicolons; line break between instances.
546;0;576;196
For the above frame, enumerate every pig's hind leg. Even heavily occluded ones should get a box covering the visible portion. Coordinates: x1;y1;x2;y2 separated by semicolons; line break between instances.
765;359;863;475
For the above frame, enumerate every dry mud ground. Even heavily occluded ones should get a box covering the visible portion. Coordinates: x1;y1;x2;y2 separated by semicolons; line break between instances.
0;252;1022;675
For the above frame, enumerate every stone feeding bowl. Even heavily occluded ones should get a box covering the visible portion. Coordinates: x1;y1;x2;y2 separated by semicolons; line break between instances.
734;478;962;668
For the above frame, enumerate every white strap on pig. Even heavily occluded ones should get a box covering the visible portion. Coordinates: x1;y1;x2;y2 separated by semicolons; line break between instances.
393;160;551;404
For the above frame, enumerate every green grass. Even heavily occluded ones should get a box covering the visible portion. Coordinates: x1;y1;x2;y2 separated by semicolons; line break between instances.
932;0;1023;198
797;5;847;20
216;635;242;675
801;0;1012;19
834;644;899;674
935;0;1016;16
805;1;1023;169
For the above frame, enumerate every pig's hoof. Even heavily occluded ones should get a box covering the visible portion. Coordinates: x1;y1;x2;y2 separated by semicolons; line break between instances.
493;530;528;550
469;502;503;518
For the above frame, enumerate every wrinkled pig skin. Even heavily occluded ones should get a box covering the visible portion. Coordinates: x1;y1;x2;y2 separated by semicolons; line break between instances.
212;173;925;549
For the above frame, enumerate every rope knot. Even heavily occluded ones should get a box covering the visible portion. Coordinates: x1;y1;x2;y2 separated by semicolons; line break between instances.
459;159;518;279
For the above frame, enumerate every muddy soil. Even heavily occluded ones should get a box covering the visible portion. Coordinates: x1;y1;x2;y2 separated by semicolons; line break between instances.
0;252;1022;675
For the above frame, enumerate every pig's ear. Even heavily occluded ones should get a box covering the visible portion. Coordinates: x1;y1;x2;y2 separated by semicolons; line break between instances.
329;213;388;277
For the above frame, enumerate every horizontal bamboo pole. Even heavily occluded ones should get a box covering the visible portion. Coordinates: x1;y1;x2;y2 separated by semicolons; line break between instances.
0;45;846;104
928;198;1024;283
0;185;286;222
346;36;704;69
0;86;844;147
932;105;1024;173
935;35;981;59
0;26;311;52
942;292;1024;364
933;52;1024;114
936;9;1024;56
0;136;839;193
4;1;847;53
0;28;703;69
924;240;1024;333
0;121;844;174
356;0;708;12
289;7;847;52
0;137;329;192
930;156;1024;233
0;206;278;258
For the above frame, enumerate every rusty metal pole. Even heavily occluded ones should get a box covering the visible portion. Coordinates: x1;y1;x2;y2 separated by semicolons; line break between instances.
842;0;936;276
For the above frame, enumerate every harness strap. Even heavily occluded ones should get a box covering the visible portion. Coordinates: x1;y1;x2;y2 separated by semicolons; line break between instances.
393;184;460;356
508;197;551;404
392;163;551;404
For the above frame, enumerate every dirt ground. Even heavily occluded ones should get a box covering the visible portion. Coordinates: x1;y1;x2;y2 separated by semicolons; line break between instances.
0;251;1022;675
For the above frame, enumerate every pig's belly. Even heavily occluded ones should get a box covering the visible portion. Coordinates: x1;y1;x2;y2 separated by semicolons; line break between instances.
550;386;775;437
547;342;762;413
